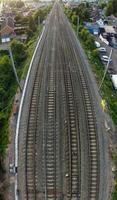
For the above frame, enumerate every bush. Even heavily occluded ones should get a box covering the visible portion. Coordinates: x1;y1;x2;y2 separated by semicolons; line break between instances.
16;1;24;8
29;16;36;33
91;49;100;61
79;28;95;51
85;36;95;50
71;14;77;26
33;6;52;24
10;40;27;66
106;0;117;17
72;3;90;23
79;28;90;40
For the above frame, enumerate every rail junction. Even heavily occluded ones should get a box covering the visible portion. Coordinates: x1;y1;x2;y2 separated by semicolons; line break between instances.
16;2;110;200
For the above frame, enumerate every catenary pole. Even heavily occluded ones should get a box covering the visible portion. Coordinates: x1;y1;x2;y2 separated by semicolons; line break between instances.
8;47;22;92
99;48;113;91
77;16;79;36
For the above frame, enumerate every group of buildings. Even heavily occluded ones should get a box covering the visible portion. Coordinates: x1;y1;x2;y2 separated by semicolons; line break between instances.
0;1;35;43
0;0;53;43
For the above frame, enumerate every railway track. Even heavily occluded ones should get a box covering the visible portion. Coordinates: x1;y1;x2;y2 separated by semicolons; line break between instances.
59;7;99;200
18;2;100;200
25;33;48;199
57;25;81;199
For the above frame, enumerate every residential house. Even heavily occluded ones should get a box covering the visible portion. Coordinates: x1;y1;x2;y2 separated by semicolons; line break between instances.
0;15;15;39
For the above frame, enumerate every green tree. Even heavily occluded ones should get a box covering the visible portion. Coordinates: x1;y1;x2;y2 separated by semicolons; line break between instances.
71;14;77;26
72;3;90;23
99;2;107;9
85;36;95;50
92;49;100;61
106;0;117;16
33;6;52;25
29;16;36;32
0;56;14;109
33;9;45;24
16;1;25;8
9;1;16;8
79;28;90;41
0;56;12;89
10;40;27;65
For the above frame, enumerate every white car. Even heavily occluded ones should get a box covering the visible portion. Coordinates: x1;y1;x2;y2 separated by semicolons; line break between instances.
95;41;101;48
98;47;106;52
101;55;112;63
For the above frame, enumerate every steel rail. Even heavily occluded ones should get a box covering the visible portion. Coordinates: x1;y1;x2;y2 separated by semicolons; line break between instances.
15;26;45;200
17;3;100;200
68;29;99;200
25;28;49;199
56;6;81;199
62;8;99;200
25;8;59;200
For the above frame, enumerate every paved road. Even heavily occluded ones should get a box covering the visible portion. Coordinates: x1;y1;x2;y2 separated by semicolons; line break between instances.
96;37;117;74
15;2;110;200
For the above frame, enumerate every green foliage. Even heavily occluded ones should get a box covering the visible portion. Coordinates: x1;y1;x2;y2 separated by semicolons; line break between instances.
33;6;52;24
29;16;37;32
29;6;51;39
91;49;100;61
79;28;95;50
64;8;72;20
85;37;95;50
15;14;29;26
79;28;90;40
10;40;27;66
106;0;117;17
14;6;51;40
72;3;90;23
64;3;90;25
65;6;92;54
9;0;25;8
78;25;84;32
0;114;8;156
0;56;13;108
16;1;25;8
71;14;77;26
99;2;107;9
26;16;37;39
0;46;26;166
0;55;15;173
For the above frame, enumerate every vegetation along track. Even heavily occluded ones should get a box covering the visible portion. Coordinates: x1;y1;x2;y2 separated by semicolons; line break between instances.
19;2;99;200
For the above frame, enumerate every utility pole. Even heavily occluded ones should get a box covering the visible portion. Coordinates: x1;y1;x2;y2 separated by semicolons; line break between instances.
9;47;22;92
77;16;79;36
38;16;40;26
98;48;113;91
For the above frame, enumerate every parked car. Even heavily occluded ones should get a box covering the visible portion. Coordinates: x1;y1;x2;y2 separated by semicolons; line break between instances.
111;75;117;90
95;41;101;48
101;55;112;63
98;47;106;52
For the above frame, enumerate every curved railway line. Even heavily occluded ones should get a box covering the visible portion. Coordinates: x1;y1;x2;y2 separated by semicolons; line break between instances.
18;2;100;200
